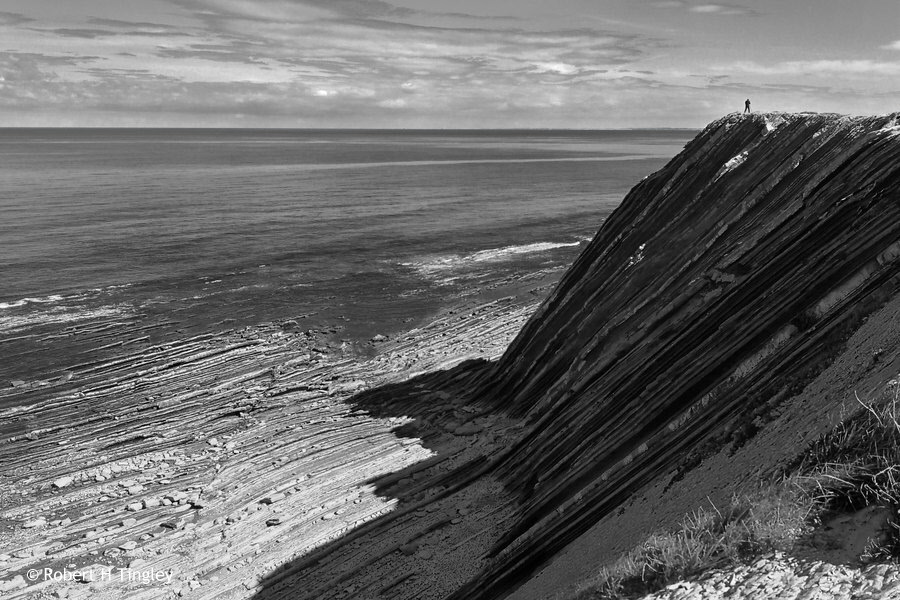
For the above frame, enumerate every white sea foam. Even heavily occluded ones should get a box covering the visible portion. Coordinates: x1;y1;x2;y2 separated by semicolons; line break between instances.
402;239;588;279
0;294;66;310
0;305;131;333
0;284;136;310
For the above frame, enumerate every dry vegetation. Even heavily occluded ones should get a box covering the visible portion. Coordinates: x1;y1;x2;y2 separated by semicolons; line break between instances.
566;383;900;600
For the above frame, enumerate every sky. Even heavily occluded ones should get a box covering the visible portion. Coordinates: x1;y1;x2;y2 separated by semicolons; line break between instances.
2;0;900;128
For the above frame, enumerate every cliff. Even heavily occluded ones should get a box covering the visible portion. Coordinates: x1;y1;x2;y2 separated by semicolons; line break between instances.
455;112;900;598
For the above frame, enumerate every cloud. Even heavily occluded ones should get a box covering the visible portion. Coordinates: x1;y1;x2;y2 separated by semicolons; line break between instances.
0;0;691;127
689;4;755;16
167;0;513;25
41;28;113;39
882;40;900;51
532;62;580;75
88;18;189;31
135;11;653;82
8;0;853;128
650;1;756;16
155;43;271;65
0;51;100;82
722;59;900;76
36;19;192;39
0;11;33;26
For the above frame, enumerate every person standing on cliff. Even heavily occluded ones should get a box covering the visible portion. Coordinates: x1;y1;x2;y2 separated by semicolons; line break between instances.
744;98;751;114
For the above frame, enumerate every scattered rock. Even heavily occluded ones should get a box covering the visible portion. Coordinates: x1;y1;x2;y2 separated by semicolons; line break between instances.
266;518;281;527
44;541;65;555
242;577;258;590
126;502;143;512
164;491;188;503
53;476;74;489
260;493;285;505
400;542;419;556
23;517;47;528
0;575;26;592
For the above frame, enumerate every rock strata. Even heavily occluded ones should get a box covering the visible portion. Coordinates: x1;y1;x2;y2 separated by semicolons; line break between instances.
456;113;900;599
0;294;538;599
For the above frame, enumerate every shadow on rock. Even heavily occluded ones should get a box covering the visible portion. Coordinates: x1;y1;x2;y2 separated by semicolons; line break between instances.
250;357;523;600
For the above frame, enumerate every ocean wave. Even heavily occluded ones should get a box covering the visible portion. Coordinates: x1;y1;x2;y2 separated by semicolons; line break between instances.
402;239;588;278
0;285;133;310
0;294;66;310
0;305;132;333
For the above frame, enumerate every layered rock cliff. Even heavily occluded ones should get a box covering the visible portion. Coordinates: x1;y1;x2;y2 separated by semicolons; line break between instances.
456;112;900;598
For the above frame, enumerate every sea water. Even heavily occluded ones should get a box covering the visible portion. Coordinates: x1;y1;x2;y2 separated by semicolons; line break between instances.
0;128;692;381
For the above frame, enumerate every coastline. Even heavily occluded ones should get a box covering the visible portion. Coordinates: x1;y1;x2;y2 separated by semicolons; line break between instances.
0;268;558;599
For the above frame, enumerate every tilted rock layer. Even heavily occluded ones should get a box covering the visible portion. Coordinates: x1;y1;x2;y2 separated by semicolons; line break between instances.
457;113;900;598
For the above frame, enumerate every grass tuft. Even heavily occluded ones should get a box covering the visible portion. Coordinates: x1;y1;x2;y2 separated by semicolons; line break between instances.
568;488;810;600
567;383;900;600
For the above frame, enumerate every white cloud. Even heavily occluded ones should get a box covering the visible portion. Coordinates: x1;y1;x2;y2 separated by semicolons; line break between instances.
722;59;900;76
690;4;749;15
651;1;754;16
532;62;579;75
882;40;900;51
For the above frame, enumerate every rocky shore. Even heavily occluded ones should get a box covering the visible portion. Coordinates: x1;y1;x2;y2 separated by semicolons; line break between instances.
0;270;557;599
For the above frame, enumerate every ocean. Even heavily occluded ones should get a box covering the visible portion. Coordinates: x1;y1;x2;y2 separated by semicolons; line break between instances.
0;128;692;383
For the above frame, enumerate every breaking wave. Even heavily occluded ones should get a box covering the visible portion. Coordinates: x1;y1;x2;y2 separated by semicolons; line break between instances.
0;305;132;333
0;294;66;310
402;239;590;278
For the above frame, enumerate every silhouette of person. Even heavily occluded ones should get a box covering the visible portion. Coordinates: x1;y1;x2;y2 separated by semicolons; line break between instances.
744;99;751;114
